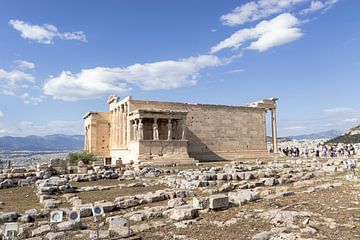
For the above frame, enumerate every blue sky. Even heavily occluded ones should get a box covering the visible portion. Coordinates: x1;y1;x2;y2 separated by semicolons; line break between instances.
0;0;359;137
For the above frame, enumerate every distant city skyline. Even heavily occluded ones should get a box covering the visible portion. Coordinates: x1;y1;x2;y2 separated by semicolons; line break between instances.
0;0;359;137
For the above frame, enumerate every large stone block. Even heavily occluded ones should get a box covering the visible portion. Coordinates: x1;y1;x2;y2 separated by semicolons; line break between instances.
228;190;260;206
108;217;130;237
168;205;199;221
209;194;228;210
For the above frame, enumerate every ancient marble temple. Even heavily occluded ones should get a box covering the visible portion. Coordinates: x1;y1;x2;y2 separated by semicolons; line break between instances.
83;96;278;165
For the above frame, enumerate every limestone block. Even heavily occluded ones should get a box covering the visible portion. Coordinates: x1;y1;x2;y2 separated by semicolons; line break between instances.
94;201;115;213
32;224;51;237
192;197;209;210
144;193;166;203
108;217;130;237
0;179;14;188
209;194;229;210
56;221;80;231
228;190;260;206
46;232;66;240
76;203;93;217
168;198;186;208
43;199;61;210
0;212;20;223
322;166;337;173
115;198;140;209
168;205;199;221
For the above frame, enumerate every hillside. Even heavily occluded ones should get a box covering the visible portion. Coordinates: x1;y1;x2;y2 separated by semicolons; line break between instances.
327;125;360;144
0;134;84;151
287;130;342;140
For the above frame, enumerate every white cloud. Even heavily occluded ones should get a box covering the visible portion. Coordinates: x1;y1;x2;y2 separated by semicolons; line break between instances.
14;60;35;70
226;69;245;74
220;0;307;26
211;13;303;53
9;19;86;44
300;0;337;15
324;107;356;114
20;93;44;105
43;55;221;101
284;126;307;131
0;68;35;96
0;66;44;105
0;120;82;137
0;110;4;118
343;118;358;123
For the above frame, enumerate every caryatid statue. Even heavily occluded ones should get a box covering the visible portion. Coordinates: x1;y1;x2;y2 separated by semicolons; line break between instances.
133;120;138;141
152;119;159;140
138;118;144;140
167;119;172;140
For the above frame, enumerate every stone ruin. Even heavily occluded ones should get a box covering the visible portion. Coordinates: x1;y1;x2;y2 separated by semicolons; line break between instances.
0;154;359;239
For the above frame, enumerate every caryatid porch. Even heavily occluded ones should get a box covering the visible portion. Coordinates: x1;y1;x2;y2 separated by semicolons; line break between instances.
127;109;194;163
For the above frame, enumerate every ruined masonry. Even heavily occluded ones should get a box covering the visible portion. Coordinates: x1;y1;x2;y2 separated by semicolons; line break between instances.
83;96;278;165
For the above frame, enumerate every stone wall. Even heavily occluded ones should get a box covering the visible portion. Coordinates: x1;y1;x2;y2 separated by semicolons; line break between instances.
129;99;267;161
84;112;110;158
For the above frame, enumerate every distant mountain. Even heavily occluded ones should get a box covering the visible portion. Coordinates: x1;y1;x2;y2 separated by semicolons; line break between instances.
286;130;343;141
0;134;84;151
328;125;360;144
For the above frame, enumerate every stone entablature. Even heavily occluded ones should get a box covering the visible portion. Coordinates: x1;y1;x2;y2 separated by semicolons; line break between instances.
83;96;278;165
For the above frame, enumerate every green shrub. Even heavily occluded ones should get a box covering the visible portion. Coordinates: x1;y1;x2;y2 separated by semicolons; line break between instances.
68;151;96;166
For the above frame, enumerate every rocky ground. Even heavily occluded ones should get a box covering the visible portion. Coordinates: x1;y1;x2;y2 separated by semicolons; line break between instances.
1;157;360;240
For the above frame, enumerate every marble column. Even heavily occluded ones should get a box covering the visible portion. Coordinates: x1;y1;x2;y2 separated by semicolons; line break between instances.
84;126;88;151
271;108;278;153
125;103;129;145
138;118;144;140
153;118;159;140
110;110;113;148
167;119;172;140
118;106;122;146
115;108;119;148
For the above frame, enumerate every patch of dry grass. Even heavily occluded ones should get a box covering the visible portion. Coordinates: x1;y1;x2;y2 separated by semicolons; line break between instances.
0;186;41;213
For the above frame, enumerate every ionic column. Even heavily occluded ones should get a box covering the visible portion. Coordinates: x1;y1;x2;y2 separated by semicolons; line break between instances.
138;118;144;140
118;106;124;148
271;108;278;153
117;106;121;146
153;118;159;140
84;126;87;151
110;110;113;148
115;108;119;148
167;119;172;140
124;103;129;145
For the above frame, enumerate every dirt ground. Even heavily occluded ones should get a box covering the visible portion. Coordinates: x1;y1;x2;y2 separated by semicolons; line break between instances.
0;186;41;213
139;177;360;240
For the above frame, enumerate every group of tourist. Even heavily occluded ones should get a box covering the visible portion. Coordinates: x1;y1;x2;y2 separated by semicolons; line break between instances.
278;144;357;158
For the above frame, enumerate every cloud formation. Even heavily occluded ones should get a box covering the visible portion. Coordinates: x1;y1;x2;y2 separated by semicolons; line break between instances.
324;107;356;114
0;64;44;105
0;120;82;137
212;13;303;53
14;60;35;70
300;0;338;15
43;55;221;101
9;19;86;44
220;0;307;26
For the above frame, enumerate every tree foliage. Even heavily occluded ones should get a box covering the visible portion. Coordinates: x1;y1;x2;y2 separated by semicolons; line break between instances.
68;151;96;166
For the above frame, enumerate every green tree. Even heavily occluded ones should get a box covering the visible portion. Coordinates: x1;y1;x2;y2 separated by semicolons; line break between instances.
68;151;96;166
